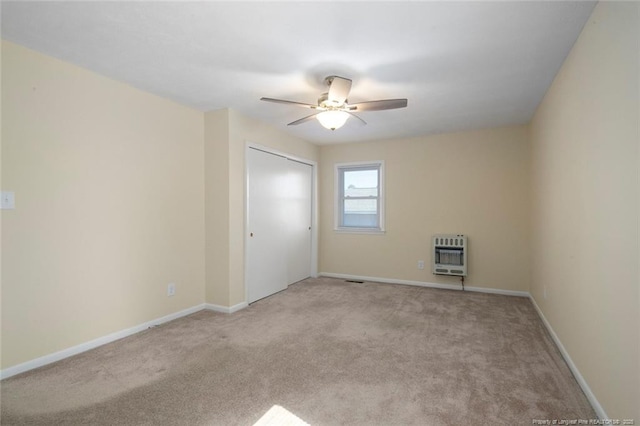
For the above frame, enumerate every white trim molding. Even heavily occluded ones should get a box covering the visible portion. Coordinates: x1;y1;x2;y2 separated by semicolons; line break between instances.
319;272;529;297
205;301;248;314
529;296;608;420
0;303;206;380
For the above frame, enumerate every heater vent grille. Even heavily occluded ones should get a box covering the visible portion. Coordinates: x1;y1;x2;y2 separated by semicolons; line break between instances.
433;234;467;276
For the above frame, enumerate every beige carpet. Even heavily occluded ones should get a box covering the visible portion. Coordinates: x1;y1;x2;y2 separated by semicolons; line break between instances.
1;277;595;425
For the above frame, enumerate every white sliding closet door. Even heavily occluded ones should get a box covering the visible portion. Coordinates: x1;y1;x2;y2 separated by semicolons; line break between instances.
246;148;313;304
287;159;312;285
247;148;289;304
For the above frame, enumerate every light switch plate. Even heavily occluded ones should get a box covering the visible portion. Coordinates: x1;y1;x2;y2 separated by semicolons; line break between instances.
1;191;15;209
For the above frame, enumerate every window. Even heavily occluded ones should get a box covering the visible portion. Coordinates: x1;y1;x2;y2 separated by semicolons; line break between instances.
335;161;384;233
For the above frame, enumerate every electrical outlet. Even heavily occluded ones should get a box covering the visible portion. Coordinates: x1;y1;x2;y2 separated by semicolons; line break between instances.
417;260;425;270
1;191;15;210
167;283;176;297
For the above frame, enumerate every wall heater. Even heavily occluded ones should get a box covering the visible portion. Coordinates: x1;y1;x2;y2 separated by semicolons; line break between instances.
432;234;467;276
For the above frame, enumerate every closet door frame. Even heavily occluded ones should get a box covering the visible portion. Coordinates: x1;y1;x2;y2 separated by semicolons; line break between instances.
244;142;318;304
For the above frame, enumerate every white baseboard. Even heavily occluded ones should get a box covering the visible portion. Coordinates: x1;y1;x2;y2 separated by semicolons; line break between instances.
1;277;605;420
463;285;529;297
0;303;206;380
205;301;248;314
319;272;529;297
529;296;607;420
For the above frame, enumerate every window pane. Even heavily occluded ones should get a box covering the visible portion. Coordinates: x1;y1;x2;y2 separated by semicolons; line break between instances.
335;162;384;231
344;198;377;214
343;198;378;227
343;213;378;227
343;169;378;197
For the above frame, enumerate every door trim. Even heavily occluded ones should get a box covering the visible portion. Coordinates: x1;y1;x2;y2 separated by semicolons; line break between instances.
244;142;318;305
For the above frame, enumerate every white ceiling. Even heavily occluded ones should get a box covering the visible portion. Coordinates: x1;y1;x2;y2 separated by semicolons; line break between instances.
1;1;596;145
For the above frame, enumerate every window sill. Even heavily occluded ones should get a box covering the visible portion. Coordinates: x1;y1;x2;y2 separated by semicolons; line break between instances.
334;227;386;235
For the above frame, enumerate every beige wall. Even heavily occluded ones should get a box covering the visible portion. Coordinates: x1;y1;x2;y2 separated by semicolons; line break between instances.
204;108;319;307
1;41;206;369
204;109;230;306
0;43;4;370
319;125;530;292
0;39;319;369
530;2;639;419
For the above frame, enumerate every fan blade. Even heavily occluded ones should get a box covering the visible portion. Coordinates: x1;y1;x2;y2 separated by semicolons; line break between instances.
349;99;408;111
260;97;318;109
288;113;320;126
327;76;352;104
346;111;367;125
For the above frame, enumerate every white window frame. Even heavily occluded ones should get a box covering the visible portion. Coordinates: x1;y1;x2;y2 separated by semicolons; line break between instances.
334;161;385;234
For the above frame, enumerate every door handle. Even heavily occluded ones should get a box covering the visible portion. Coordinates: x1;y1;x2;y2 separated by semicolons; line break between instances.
250;232;254;237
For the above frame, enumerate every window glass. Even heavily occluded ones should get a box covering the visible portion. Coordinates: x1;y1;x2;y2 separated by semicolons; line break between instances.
335;162;384;232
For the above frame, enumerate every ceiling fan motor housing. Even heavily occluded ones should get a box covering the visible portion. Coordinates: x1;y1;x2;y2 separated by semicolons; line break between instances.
318;92;345;109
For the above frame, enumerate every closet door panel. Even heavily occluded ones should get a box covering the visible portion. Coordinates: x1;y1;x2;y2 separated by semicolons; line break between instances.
246;148;289;304
287;159;312;285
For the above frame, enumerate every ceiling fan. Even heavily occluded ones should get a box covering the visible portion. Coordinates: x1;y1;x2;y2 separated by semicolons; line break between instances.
260;76;408;130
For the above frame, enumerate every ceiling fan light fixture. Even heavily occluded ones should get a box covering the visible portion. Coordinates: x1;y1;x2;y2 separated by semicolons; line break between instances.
317;110;349;130
261;75;407;129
